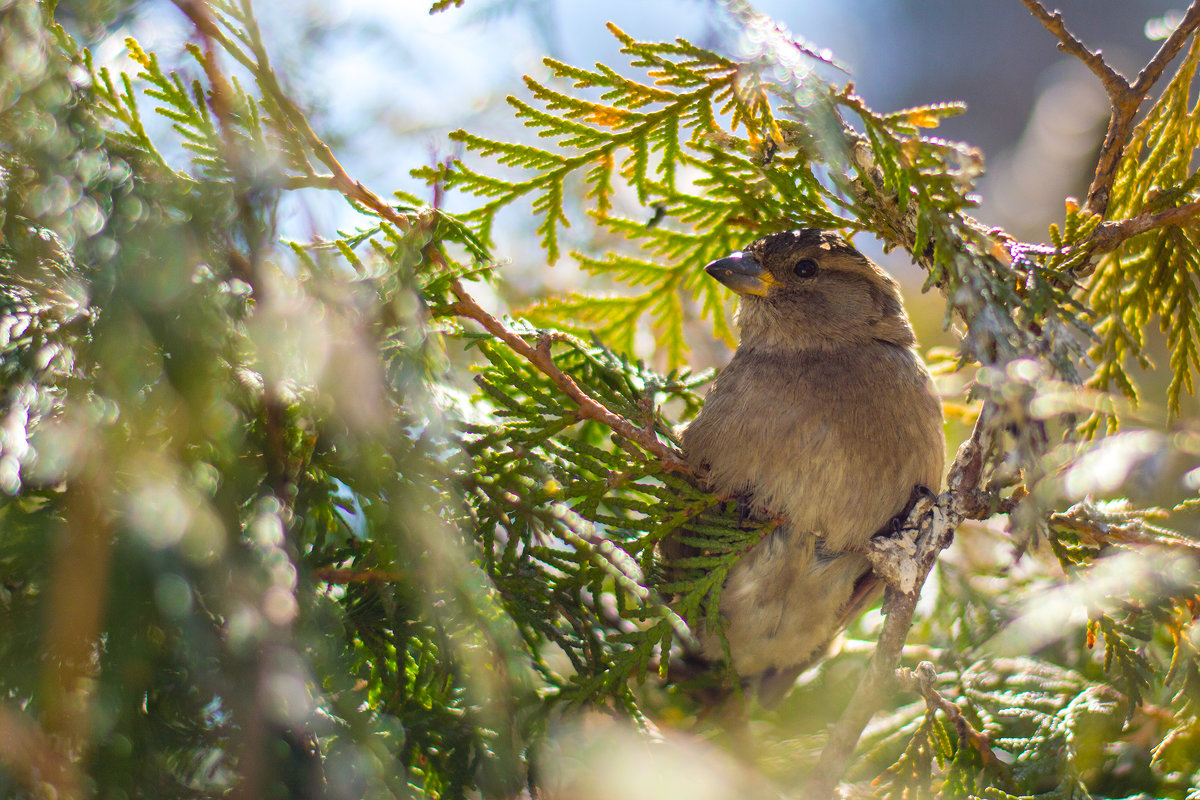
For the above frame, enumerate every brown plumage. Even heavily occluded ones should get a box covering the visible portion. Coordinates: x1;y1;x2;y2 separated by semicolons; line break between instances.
681;229;944;705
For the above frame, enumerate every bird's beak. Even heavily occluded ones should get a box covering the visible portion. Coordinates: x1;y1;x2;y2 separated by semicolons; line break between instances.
704;252;778;296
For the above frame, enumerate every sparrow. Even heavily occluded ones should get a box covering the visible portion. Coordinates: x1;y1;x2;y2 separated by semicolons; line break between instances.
680;229;944;705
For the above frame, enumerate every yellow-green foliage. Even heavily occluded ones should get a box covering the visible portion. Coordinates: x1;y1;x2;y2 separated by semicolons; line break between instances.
1088;38;1200;419
416;24;1048;371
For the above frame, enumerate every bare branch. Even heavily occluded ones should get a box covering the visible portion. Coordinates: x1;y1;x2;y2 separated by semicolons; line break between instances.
1018;0;1130;101
1132;4;1200;97
1088;3;1200;216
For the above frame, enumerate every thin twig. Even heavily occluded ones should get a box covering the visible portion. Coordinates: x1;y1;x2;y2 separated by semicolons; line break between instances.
1018;0;1129;101
1088;3;1200;216
896;662;1012;783
313;567;408;583
448;281;691;472
1132;4;1200;97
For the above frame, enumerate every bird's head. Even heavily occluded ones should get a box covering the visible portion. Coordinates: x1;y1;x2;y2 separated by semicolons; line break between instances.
705;229;916;352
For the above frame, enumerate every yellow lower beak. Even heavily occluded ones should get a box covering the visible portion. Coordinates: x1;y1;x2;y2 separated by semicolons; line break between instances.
704;253;778;296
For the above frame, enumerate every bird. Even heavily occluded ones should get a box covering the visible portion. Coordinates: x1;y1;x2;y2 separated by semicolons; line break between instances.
679;229;945;706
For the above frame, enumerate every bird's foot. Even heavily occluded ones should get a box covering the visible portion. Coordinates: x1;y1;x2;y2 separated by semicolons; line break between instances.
912;483;938;504
876;484;939;539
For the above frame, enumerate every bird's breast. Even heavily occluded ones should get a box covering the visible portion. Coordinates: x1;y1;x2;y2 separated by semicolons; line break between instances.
682;343;944;551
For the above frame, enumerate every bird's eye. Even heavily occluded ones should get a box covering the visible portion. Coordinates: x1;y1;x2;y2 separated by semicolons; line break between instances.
793;258;819;279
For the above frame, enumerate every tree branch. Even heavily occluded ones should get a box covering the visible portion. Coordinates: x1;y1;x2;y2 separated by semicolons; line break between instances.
1089;198;1200;253
312;567;408;583
804;403;998;800
1018;0;1129;102
448;283;691;472
1132;4;1200;97
1051;500;1200;555
1087;2;1200;216
172;0;697;478
1020;0;1200;216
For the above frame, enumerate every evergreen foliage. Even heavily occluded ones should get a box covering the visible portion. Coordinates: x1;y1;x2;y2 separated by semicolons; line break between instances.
1087;37;1200;417
2;0;1200;798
